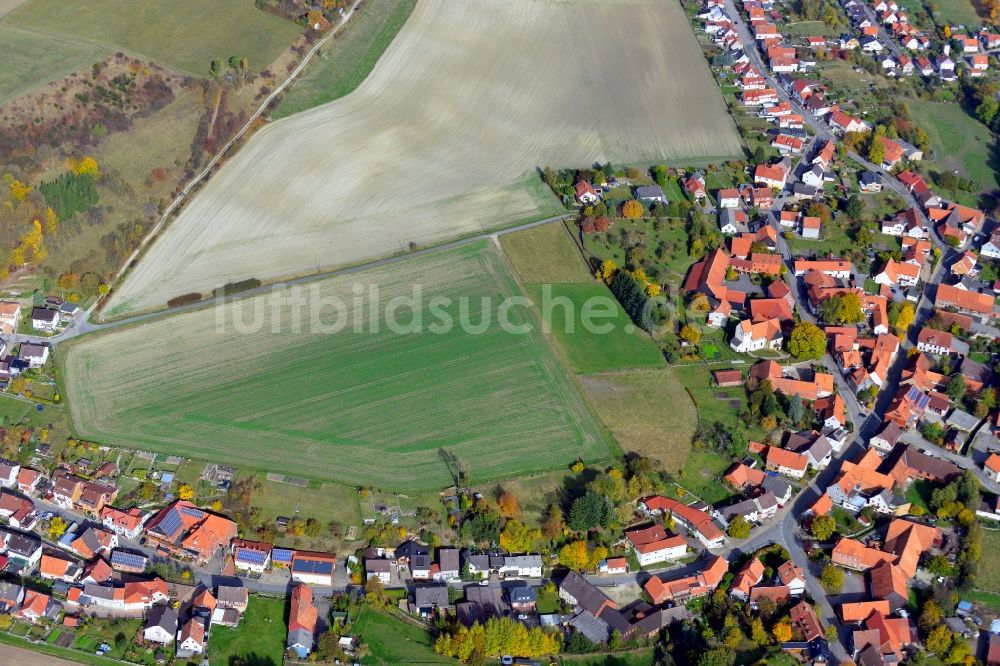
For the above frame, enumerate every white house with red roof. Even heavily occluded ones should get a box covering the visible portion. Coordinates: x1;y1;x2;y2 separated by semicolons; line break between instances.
574;181;599;204
985;453;1000;483
625;525;687;566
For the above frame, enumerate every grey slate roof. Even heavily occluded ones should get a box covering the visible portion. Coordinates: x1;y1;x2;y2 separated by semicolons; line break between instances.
413;585;449;608
761;475;791;499
635;185;666;200
437;547;459;573
560;570;611;615
145;605;178;634
568;610;610;644
287;627;314;651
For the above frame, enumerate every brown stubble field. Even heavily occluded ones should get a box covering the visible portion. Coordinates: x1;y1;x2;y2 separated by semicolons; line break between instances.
104;0;743;317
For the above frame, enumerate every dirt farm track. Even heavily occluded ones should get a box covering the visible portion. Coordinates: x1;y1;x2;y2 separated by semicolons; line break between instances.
104;0;743;317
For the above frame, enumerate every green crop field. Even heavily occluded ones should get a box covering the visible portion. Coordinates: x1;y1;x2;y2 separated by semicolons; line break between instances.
523;283;665;374
273;0;416;119
63;242;610;490
580;369;695;472
0;26;109;103
208;595;286;666
5;0;301;75
500;222;594;284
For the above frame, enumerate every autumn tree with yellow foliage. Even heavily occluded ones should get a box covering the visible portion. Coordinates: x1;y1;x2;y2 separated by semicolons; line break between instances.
435;617;561;662
499;520;541;553
621;199;643;219
68;156;100;178
558;540;607;571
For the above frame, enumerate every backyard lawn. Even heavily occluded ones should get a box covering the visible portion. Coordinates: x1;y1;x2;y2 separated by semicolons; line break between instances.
671;363;750;433
557;651;657;665
209;595;287;666
0;393;30;424
0;632;123;665
977;528;1000;595
906;479;933;515
677;448;735;505
355;607;454;665
241;471;363;550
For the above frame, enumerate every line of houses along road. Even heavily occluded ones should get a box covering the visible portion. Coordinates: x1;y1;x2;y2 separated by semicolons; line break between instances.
557;0;1000;662
0;450;353;660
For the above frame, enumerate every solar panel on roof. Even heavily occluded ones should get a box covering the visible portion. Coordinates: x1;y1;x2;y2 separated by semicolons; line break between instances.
155;508;182;537
111;551;146;569
293;559;333;575
236;548;267;565
272;548;293;563
180;506;205;519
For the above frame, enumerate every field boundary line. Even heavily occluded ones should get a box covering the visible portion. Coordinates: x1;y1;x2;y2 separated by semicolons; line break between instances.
491;237;620;462
95;1;363;321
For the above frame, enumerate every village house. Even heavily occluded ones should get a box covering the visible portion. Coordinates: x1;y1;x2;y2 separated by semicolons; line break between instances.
777;560;806;596
0;302;20;334
228;538;270;573
639;496;726;548
575;181;599;204
718;188;741;208
17;342;49;368
801;216;821;239
15;467;41;496
985;453;1000;483
1;527;41;570
730;318;783;353
68;525;117;559
754;159;792;189
730;557;765;599
39;553;81;583
30;307;59;332
0;490;33;529
176;617;207;659
110;549;149;574
916;328;968;356
873;259;919;288
0;581;23;613
0;460;21;490
644;555;728;604
100;506;148;541
935;283;994;317
291;550;337;586
719;492;778;524
599;557;628;575
144;500;237;564
143;605;178;645
635;185;666;203
765;447;809;479
18;590;54;624
625;525;687;566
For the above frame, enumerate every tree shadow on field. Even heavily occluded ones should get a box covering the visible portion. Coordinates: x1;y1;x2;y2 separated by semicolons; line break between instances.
229;655;278;666
559;467;599;514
